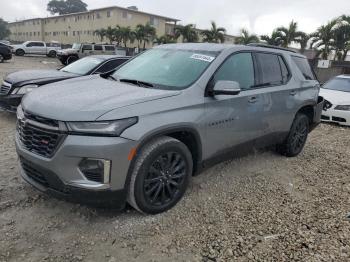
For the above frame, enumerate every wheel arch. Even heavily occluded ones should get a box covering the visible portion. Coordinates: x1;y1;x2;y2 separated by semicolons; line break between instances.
296;103;315;126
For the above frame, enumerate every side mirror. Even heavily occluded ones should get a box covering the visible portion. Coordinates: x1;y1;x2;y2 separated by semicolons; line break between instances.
211;80;241;96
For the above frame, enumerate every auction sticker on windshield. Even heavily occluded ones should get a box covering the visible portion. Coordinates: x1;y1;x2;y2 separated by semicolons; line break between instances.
190;54;215;63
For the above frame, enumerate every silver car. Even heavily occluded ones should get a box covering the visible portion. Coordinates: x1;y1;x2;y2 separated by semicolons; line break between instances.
15;43;323;214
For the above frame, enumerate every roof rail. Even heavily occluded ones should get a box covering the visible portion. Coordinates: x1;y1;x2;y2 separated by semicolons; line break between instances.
246;43;297;53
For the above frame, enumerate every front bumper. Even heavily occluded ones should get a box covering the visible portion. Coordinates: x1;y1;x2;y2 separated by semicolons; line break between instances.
16;133;138;207
0;94;22;112
321;107;350;126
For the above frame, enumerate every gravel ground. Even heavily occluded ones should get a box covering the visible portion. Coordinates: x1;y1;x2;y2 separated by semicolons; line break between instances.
1;56;350;262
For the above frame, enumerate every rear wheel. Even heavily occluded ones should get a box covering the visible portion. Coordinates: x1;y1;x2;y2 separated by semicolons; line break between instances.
278;113;309;157
128;136;193;214
66;56;78;65
48;50;57;58
0;54;4;63
15;49;25;56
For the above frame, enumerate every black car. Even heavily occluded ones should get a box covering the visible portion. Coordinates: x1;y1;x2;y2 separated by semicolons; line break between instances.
0;42;12;63
0;55;129;112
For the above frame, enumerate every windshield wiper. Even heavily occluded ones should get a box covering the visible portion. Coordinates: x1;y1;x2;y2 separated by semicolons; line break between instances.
119;78;154;88
107;75;118;81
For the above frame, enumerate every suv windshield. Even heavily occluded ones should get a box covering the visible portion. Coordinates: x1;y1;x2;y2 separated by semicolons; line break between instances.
322;77;350;92
72;43;81;50
113;48;218;89
60;57;103;75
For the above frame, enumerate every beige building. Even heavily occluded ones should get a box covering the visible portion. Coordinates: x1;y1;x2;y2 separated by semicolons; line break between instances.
8;5;235;47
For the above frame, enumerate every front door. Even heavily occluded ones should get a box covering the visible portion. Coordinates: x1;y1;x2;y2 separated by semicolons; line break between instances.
204;52;266;160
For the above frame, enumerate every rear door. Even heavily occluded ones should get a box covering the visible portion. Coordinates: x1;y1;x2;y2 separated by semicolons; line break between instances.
93;44;104;55
81;44;93;57
251;52;297;145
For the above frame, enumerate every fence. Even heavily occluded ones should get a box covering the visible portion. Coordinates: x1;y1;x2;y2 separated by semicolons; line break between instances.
310;59;350;83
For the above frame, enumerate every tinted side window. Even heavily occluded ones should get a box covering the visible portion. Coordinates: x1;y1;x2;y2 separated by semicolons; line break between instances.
213;53;255;90
82;45;92;50
292;56;316;80
255;53;282;85
94;45;103;51
278;56;290;83
104;45;115;51
96;59;128;73
35;42;45;47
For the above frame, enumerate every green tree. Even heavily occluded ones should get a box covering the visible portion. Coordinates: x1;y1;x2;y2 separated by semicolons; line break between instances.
47;0;87;15
174;24;198;43
0;18;10;40
260;30;283;46
105;26;115;44
134;23;156;49
310;19;338;59
119;26;135;48
201;21;226;43
94;28;106;42
296;32;310;53
235;29;259;44
276;20;304;47
154;34;177;45
332;15;350;60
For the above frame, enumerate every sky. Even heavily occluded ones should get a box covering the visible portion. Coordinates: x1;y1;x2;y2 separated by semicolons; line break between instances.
0;0;349;36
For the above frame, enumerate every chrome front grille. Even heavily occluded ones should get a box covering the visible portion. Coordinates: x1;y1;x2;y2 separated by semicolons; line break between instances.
0;81;12;95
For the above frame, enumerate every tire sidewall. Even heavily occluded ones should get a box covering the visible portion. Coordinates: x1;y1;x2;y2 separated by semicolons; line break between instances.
49;51;56;58
286;114;309;156
133;140;193;214
16;49;24;56
0;54;3;63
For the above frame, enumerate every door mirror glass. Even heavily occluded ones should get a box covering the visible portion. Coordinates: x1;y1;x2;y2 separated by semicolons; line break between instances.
211;80;241;96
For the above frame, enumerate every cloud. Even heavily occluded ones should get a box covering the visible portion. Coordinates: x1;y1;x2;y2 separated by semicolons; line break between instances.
0;0;348;35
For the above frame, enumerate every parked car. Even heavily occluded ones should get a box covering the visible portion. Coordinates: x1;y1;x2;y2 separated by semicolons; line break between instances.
0;40;11;45
16;43;323;214
0;55;129;112
0;42;12;63
11;41;61;57
320;75;350;126
57;43;116;65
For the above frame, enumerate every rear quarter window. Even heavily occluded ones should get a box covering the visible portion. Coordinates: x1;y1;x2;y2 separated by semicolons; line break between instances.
292;56;316;80
255;53;284;85
104;45;115;51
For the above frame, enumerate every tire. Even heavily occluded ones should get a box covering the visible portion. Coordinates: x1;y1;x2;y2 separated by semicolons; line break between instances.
66;56;78;65
127;136;193;214
0;54;3;63
278;113;309;157
15;49;25;56
48;50;57;58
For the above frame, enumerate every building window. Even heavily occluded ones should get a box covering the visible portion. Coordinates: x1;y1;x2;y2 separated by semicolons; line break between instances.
122;11;128;18
150;16;159;27
96;12;101;19
107;11;111;17
73;31;76;36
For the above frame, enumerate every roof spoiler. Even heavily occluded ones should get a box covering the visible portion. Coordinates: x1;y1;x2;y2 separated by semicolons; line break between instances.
246;43;297;53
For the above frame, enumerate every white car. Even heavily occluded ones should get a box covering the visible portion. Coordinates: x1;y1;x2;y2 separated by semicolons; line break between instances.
320;75;350;126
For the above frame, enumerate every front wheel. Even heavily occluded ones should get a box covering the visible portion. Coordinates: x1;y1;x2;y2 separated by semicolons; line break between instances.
278;113;309;157
48;50;57;58
128;136;193;214
15;49;25;56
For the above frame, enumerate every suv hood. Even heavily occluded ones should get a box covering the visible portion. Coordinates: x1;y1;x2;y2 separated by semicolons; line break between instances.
6;70;78;86
320;88;350;105
57;48;77;55
22;75;181;121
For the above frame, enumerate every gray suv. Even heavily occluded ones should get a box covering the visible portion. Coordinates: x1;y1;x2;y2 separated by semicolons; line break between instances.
15;43;323;214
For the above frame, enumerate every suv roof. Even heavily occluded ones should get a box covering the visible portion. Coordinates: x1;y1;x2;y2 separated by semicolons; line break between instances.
155;43;306;58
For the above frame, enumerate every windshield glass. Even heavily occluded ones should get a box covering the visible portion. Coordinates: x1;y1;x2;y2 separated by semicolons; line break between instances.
72;43;81;50
323;77;350;92
60;57;103;75
113;48;218;89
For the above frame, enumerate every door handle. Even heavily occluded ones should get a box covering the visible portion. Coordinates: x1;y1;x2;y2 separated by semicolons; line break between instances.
248;96;258;103
290;90;297;96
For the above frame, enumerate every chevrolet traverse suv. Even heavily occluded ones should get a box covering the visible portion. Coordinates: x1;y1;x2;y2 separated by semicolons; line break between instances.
15;43;323;214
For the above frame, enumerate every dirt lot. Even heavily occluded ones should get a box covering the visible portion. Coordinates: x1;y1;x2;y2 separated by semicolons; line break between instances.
0;56;350;262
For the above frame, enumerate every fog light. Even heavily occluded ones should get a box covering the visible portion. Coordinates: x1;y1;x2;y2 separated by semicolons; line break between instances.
79;158;111;184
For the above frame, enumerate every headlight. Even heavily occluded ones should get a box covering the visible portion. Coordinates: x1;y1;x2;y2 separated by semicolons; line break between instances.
66;117;138;136
13;84;39;95
335;105;350;111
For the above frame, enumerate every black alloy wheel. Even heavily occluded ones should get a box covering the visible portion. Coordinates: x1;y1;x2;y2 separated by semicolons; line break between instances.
143;152;187;206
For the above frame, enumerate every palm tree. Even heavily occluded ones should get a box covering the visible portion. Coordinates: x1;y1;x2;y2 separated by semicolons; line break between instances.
105;26;115;44
134;24;146;49
113;25;123;47
296;32;310;53
276;20;304;47
260;30;283;46
174;24;198;43
235;29;259;45
154;34;177;45
332;15;350;60
119;26;135;48
94;28;106;42
201;21;226;43
310;19;338;59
